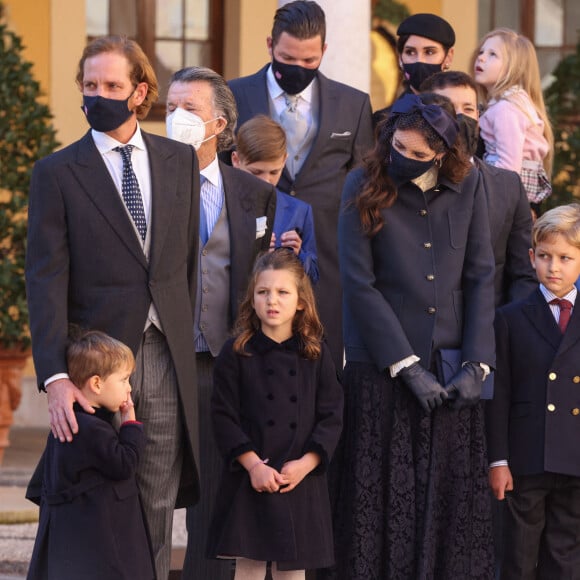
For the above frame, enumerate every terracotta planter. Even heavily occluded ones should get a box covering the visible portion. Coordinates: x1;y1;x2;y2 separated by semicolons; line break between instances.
0;348;30;464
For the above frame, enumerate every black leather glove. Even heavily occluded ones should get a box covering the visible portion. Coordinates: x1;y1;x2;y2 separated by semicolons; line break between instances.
398;363;448;412
445;361;484;409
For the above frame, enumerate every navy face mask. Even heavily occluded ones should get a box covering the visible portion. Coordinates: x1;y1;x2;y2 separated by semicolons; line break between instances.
402;62;443;92
272;58;318;95
82;94;134;133
388;147;436;186
456;114;480;157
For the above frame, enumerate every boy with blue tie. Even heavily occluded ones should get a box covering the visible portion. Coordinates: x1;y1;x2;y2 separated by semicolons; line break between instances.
486;203;580;579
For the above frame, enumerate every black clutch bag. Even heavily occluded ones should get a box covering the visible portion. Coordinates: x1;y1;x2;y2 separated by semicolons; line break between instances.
437;348;494;400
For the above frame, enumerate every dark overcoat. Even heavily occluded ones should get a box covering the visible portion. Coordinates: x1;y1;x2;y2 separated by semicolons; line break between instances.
486;289;580;477
27;407;155;580
475;158;537;306
25;130;201;505
340;166;496;372
229;65;374;370
206;333;343;570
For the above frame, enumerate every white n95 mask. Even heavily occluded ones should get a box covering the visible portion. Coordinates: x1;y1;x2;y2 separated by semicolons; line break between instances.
166;107;219;150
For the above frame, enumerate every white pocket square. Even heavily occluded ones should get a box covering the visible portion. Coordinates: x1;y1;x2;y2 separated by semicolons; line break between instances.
256;216;268;239
330;131;352;139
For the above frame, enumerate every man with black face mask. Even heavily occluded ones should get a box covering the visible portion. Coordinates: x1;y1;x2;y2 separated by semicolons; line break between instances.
25;35;201;580
421;71;537;308
228;0;374;373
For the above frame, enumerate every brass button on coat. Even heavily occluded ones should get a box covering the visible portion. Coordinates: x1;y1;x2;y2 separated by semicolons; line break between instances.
547;404;556;412
548;372;557;381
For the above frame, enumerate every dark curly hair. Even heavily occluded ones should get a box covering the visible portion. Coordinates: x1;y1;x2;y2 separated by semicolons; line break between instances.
357;93;471;236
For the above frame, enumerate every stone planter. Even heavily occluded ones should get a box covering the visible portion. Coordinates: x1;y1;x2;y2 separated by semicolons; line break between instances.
0;348;29;464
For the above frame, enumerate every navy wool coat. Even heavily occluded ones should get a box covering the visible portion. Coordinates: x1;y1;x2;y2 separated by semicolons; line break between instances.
27;406;155;580
340;166;496;372
206;333;343;570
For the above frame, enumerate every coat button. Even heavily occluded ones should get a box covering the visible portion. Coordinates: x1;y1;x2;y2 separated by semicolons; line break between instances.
573;376;580;384
267;419;275;427
289;369;296;376
427;307;436;314
572;408;580;416
290;395;297;403
426;274;435;281
423;242;432;249
548;372;557;381
202;249;208;256
290;190;297;197
290;422;297;429
267;393;274;401
547;404;556;412
419;209;427;216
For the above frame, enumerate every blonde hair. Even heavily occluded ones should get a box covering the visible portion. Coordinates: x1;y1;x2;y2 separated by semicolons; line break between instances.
233;250;323;359
236;115;287;163
472;28;553;174
532;203;580;250
67;328;135;387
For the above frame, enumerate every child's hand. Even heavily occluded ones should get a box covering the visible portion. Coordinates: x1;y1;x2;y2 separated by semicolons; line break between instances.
489;465;513;500
119;394;136;423
279;452;320;494
269;232;277;252
249;462;287;493
278;229;302;256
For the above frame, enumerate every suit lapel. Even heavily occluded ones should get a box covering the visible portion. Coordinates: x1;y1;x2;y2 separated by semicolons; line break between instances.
245;65;271;119
294;72;336;181
221;163;257;307
555;299;580;359
144;132;179;273
522;289;564;351
71;132;147;268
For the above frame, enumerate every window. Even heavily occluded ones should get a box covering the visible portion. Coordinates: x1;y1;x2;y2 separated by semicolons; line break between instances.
86;0;223;119
478;0;578;80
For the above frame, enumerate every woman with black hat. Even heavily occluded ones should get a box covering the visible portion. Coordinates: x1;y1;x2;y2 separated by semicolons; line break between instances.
373;13;456;127
326;94;496;579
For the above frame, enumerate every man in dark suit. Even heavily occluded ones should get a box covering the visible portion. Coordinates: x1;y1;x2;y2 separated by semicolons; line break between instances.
486;204;580;579
25;36;200;580
228;0;374;370
165;66;277;580
420;71;537;307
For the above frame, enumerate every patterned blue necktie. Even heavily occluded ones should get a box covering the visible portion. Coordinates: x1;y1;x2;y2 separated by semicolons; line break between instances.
115;145;147;241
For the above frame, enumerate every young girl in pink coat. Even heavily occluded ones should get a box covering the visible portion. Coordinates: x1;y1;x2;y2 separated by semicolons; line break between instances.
473;28;553;212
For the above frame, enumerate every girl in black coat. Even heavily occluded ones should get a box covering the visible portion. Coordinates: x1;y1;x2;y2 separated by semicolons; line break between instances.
27;330;155;580
206;250;343;579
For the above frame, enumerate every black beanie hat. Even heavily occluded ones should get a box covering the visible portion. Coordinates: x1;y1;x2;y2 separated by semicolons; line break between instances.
397;13;456;47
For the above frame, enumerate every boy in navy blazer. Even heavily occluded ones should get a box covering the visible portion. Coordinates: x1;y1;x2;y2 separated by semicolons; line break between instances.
486;203;580;579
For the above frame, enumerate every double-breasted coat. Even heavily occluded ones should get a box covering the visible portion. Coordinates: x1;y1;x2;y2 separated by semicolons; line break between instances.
206;332;343;570
486;289;580;477
27;406;155;580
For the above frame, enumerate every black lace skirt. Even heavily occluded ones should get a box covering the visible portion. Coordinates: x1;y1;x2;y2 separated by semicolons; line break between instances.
323;362;494;580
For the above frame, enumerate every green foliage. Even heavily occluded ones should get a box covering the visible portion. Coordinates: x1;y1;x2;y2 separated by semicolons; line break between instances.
544;39;580;208
372;0;410;24
0;3;59;349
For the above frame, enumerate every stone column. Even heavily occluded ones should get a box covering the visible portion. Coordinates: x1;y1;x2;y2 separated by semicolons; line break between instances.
278;0;371;93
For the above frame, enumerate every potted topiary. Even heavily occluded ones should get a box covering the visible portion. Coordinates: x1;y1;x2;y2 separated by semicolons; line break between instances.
0;2;59;462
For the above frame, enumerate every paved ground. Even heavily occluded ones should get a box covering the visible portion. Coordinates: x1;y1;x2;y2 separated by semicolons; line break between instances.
0;426;187;579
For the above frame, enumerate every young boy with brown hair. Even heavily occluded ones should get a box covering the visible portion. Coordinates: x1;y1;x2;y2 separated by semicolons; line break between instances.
27;329;155;580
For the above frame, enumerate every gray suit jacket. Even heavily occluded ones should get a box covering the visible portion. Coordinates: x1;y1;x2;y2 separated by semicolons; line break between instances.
229;65;374;370
26;130;201;505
